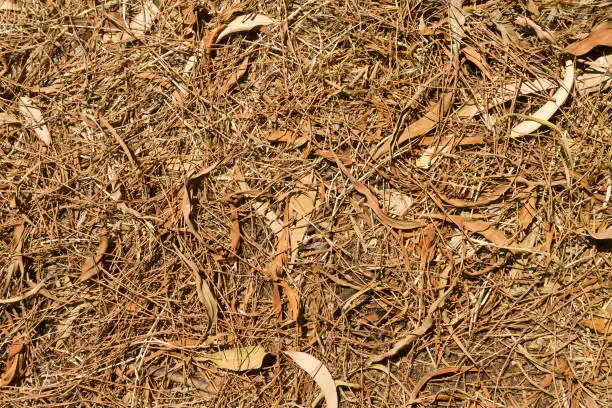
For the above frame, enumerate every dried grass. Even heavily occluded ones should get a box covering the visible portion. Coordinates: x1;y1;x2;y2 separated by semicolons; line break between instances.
1;0;611;406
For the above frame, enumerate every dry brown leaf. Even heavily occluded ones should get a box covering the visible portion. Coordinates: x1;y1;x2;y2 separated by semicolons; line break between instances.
0;342;25;386
518;195;538;229
181;184;204;242
580;317;612;334
439;184;511;208
462;45;493;80
4;222;25;293
279;280;300;322
265;130;296;143
516;16;557;44
332;153;424;230
223;56;250;92
174;247;218;334
510;60;574;138
19;96;51;145
196;346;267;371
78;229;109;282
449;216;513;246
449;0;466;61
288;178;316;264
564;22;612;56
527;0;540;15
588;226;612;240
264;205;289;280
229;204;241;257
372;92;453;160
0;112;20;125
217;14;275;42
284;351;338;408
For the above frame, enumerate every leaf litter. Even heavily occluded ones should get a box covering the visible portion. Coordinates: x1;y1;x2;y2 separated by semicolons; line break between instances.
0;1;611;407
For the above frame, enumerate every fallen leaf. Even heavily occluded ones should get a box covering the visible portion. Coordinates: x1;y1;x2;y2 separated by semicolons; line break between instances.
0;342;25;386
516;16;557;44
588;226;612;240
223;56;250;91
462;45;493;80
448;216;513;246
264;205;290;280
217;14;275;42
527;0;539;15
580;317;612;334
0;0;21;11
415;143;452;169
78;229;109;282
265;130;297;143
409;366;477;404
333;152;425;230
173;247;218;334
457;78;557;120
279;280;300;322
129;0;159;36
196;346;267;371
0;112;20;125
284;351;338;408
564;22;612;56
510;60;574;138
4;222;25;293
439;184;511;208
229;204;241;257
288;178;316;264
575;54;612;95
518;195;538;229
449;0;467;59
18;96;51;145
372;92;453;160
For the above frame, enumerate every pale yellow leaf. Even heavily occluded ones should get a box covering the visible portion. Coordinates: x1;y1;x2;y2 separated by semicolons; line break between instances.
284;351;338;408
510;60;574;138
19;96;51;145
217;14;275;42
197;346;267;371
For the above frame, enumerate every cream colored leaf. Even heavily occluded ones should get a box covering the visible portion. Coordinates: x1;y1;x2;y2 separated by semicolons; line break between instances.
129;0;159;36
217;14;275;42
516;16;557;44
197;346;267;371
284;351;338;408
0;0;21;11
575;54;612;95
19;96;51;145
510;60;574;138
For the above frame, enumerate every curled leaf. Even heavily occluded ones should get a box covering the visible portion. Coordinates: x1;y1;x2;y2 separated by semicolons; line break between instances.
564;22;612;56
223;56;250;91
284;351;338;408
217;14;275;42
196;346;267;371
510;60;574;138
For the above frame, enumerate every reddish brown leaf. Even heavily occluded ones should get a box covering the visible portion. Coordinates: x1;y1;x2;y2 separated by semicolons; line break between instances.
229;204;241;257
518;195;538;229
439;184;510;208
588;226;612;240
0;342;25;386
223;56;250;91
78;228;109;282
564;22;612;56
372;93;453;160
580;317;612;334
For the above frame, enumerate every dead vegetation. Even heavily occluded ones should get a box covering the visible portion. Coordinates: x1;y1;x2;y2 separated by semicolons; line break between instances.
1;0;611;406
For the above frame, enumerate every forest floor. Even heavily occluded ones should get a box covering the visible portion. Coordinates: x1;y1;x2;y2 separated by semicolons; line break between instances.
1;0;611;406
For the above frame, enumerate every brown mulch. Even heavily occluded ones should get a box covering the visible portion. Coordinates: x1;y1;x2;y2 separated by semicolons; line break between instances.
1;0;611;406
